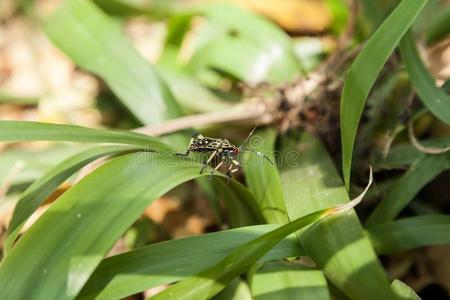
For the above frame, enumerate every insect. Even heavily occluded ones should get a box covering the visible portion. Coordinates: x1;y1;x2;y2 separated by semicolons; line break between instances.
177;128;273;182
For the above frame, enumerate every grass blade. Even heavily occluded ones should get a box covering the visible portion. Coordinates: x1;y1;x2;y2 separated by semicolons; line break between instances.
373;137;450;169
0;145;88;187
392;280;422;300
280;132;397;300
243;128;289;224
0;153;214;300
79;224;302;300
426;6;450;44
215;279;252;300
150;179;371;300
367;215;450;254
399;31;450;124
156;66;233;113
4;145;139;255
78;213;449;300
213;180;263;227
189;4;300;84
93;0;152;17
251;262;330;300
0;121;173;151
44;0;183;126
367;152;450;225
340;0;428;189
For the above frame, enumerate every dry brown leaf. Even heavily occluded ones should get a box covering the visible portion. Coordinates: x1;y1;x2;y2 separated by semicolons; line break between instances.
231;0;332;33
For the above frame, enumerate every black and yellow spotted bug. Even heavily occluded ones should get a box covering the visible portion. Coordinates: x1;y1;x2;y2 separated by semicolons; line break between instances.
177;128;273;181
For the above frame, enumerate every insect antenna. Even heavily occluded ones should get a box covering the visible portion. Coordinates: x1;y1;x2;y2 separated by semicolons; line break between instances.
240;148;274;165
237;127;256;149
237;127;274;165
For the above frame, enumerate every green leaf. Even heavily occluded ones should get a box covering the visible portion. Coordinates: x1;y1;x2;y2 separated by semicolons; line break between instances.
149;210;330;300
213;180;263;227
4;145;139;255
372;137;450;170
391;280;422;300
367;152;450;225
188;4;301;84
399;31;450;124
79;224;303;300
189;37;283;84
149;181;371;300
280;132;397;300
0;121;173;151
243;128;289;224
367;215;450;254
0;145;88;187
94;0;179;18
43;0;183;126
360;0;384;27
0;153;215;300
93;0;151;17
340;0;428;189
79;212;450;300
251;261;330;300
215;279;252;300
156;65;233;113
426;5;450;44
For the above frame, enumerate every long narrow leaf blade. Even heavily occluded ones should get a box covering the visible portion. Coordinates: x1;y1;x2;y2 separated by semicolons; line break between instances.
341;0;428;189
243;128;289;224
426;6;450;45
0;121;173;151
4;145;139;254
150;209;331;300
0;153;212;300
251;262;330;300
367;152;450;225
189;4;301;84
44;0;183;125
79;224;302;300
215;279;252;300
213;179;263;227
79;213;450;300
391;280;422;300
368;215;450;254
0;145;88;187
399;31;450;124
150;177;371;300
280;132;397;300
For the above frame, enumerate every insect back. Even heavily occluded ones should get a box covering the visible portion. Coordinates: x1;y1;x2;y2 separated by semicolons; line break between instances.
177;132;241;181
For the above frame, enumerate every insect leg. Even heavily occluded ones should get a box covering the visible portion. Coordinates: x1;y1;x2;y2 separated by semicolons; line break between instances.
209;156;226;180
230;158;241;172
176;132;200;156
226;158;240;183
200;150;217;174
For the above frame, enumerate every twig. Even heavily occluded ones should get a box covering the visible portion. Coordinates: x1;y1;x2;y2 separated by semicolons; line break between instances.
135;99;272;136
